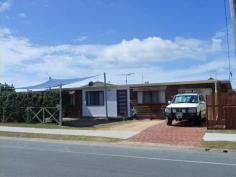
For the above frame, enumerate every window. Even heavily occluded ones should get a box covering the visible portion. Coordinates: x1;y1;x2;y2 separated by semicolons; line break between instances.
199;95;205;102
143;92;152;104
172;95;198;103
137;92;143;104
86;91;104;106
137;91;166;104
69;94;76;106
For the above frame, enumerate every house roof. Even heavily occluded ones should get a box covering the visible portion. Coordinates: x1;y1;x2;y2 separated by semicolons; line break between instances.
63;79;232;91
63;81;118;91
80;81;117;88
129;79;232;88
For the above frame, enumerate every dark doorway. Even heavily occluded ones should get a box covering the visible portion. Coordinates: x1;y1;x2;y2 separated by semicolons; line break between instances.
63;90;82;118
117;90;128;117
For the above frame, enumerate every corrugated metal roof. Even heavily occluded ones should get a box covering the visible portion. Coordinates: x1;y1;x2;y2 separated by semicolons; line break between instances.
63;79;232;91
80;81;117;88
63;81;118;91
129;79;231;87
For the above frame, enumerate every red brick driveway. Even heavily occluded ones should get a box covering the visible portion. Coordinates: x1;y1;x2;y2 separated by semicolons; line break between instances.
129;121;206;147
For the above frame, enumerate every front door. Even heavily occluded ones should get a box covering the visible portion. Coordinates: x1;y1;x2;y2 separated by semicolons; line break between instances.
117;90;128;117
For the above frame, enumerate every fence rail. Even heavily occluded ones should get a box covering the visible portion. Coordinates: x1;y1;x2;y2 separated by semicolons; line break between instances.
25;107;60;124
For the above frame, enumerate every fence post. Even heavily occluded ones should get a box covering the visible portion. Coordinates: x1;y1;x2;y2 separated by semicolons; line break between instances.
26;107;30;123
2;108;5;123
43;108;45;123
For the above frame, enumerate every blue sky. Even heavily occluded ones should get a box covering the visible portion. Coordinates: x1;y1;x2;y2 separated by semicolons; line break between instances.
0;0;235;88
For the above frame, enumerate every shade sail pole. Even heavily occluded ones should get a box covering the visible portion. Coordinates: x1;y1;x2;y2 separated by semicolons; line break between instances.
26;89;29;122
104;72;108;120
230;0;236;56
59;84;63;126
0;83;1;97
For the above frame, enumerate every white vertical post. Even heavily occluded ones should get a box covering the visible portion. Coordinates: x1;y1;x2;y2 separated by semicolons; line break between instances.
104;72;108;120
214;81;218;94
0;83;2;122
230;0;236;55
26;89;29;122
59;84;63;126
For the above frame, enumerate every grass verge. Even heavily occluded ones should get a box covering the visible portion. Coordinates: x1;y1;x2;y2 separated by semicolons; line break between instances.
201;141;236;150
0;131;121;143
207;129;236;134
0;120;136;130
0;122;78;129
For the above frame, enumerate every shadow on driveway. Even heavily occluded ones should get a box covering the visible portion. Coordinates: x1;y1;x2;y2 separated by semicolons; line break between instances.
172;120;206;128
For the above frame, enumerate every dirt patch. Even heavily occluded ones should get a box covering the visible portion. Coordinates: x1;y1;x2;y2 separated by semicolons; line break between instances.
97;120;163;131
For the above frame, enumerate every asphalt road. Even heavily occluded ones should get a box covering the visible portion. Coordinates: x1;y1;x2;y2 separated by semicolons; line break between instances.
0;137;236;177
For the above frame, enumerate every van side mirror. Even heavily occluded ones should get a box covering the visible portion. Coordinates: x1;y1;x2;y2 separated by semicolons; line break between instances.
200;101;205;104
168;100;171;104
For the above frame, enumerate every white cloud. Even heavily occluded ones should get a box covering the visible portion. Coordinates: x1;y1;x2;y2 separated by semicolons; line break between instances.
0;27;233;87
97;37;222;64
0;0;11;12
73;35;88;42
0;27;10;35
18;12;26;18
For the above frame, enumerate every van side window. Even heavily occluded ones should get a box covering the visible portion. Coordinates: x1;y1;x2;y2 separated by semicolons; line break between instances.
199;95;205;102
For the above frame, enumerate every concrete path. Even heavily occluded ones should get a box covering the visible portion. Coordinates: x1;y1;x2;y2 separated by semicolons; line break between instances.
0;126;139;139
203;133;236;142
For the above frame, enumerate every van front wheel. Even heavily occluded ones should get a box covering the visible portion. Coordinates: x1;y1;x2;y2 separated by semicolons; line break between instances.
166;117;172;126
194;113;201;126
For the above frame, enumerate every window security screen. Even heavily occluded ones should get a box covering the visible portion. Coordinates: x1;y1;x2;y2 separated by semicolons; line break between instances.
86;91;104;106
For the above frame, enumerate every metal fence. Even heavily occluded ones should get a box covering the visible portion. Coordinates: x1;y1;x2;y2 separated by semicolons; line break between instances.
207;92;236;129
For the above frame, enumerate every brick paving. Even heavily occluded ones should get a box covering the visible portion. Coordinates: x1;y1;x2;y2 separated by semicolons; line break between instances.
128;121;207;147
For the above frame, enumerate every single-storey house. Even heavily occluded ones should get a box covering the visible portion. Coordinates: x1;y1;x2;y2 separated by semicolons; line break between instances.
63;81;130;118
63;79;232;119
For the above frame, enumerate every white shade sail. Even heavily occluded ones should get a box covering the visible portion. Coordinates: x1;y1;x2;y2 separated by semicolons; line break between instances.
17;75;97;90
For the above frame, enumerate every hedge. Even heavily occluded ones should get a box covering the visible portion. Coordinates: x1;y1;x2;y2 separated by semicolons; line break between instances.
0;83;60;122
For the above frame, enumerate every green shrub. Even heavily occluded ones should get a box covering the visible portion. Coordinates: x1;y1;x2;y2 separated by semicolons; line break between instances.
0;83;60;122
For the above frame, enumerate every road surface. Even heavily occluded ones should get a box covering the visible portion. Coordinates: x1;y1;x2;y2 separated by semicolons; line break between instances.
0;137;236;177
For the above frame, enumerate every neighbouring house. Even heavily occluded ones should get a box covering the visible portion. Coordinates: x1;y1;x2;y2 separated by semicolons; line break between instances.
129;79;232;119
63;79;232;119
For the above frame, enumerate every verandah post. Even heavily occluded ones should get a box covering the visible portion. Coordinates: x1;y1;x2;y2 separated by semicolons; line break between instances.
59;84;63;126
104;72;108;120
